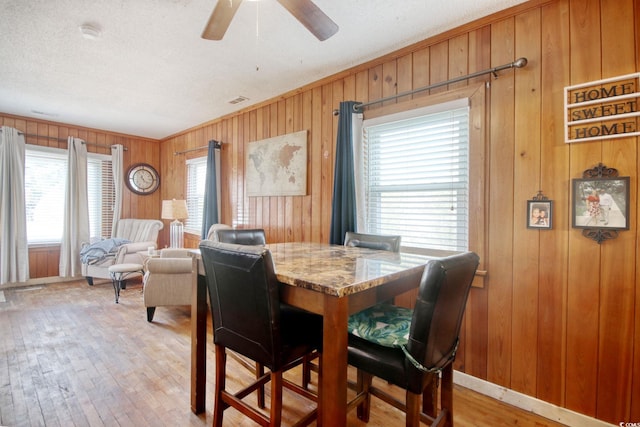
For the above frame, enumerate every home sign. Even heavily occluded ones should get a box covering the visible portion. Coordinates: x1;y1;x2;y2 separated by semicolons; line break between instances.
564;72;640;143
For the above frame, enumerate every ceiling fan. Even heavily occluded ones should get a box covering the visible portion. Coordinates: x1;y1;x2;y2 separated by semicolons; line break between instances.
201;0;339;41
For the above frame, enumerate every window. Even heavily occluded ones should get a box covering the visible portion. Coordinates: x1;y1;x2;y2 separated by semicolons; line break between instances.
25;146;115;244
185;156;207;235
25;147;67;243
361;99;470;252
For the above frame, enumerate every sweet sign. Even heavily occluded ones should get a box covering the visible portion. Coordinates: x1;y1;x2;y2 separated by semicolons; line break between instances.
564;72;640;143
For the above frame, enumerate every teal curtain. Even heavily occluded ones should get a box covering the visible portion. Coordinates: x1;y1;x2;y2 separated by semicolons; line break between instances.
201;140;221;239
329;101;358;244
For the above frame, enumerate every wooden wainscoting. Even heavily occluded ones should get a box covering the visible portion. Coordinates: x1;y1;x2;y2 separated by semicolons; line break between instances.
159;1;640;422
28;245;61;279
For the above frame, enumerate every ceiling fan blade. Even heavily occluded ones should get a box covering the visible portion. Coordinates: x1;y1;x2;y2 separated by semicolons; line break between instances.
201;0;243;40
277;0;338;41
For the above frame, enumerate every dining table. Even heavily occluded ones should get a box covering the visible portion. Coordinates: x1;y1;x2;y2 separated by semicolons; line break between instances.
189;241;443;426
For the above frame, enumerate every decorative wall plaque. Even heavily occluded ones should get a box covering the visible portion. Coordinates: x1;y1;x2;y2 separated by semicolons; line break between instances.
564;73;640;143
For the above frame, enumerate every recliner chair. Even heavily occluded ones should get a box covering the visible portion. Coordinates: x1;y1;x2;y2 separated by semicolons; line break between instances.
81;218;163;286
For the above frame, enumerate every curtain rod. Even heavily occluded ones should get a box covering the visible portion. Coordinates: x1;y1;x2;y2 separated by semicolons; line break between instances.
335;57;528;115
11;131;129;151
174;139;222;155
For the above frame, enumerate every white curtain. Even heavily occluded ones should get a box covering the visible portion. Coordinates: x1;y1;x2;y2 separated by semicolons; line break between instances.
59;137;90;277
0;126;29;284
111;144;124;233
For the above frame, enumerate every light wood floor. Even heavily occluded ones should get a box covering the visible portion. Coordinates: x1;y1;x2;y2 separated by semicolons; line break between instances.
0;280;567;427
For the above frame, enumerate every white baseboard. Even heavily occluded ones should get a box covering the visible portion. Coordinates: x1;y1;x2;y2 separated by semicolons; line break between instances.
453;371;615;427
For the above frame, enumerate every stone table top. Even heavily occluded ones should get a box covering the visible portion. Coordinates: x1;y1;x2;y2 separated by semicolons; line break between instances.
265;242;442;297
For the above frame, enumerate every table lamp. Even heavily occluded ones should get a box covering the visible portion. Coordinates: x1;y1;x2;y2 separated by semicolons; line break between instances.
161;199;188;248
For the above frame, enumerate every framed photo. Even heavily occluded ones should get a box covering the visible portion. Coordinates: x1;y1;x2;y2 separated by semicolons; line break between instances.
572;177;630;230
527;200;553;229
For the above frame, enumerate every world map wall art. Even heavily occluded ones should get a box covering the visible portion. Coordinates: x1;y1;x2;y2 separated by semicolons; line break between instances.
246;130;308;197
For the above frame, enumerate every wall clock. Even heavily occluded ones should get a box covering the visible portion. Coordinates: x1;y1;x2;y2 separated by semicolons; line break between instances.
125;163;160;195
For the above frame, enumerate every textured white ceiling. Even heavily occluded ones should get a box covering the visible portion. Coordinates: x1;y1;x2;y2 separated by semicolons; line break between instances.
0;0;526;139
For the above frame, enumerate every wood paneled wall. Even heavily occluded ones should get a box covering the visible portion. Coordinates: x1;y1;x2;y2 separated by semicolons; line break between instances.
0;113;162;278
3;0;637;422
161;0;640;422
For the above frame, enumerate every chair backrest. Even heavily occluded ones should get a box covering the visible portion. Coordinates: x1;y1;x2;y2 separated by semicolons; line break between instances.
215;228;266;245
344;231;401;252
206;223;232;241
112;219;163;242
409;251;479;375
199;241;283;370
159;248;191;258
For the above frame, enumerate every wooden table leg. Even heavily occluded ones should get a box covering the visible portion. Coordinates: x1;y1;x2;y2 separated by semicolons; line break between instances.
318;295;348;426
190;262;207;414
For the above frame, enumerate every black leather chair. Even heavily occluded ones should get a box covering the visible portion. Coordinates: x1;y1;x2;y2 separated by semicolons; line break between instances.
347;251;479;427
199;241;322;427
344;231;402;252
207;227;269;406
215;228;267;245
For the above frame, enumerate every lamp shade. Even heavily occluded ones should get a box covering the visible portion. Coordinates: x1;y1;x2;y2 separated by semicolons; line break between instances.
161;199;188;220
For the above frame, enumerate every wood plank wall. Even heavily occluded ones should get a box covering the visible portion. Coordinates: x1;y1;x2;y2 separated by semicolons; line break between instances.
2;0;638;423
0;114;162;278
161;0;640;422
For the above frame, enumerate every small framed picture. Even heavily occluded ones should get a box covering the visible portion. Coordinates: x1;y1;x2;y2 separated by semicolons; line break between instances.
572;177;630;230
527;200;553;229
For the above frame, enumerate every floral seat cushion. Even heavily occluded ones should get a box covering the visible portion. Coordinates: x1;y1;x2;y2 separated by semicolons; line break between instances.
348;303;412;348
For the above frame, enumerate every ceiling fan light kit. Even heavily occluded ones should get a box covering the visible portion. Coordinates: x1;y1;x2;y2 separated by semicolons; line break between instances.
201;0;338;41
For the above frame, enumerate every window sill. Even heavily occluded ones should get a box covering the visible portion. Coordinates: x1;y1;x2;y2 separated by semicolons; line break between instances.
28;243;61;249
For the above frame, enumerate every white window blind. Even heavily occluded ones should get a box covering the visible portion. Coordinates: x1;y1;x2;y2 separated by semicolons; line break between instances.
362;102;470;251
185;156;207;234
87;154;115;240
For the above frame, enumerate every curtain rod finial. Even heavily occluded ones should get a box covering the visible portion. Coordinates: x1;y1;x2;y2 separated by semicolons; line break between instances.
513;57;527;68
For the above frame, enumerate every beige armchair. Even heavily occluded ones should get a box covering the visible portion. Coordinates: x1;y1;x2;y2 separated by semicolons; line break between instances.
143;249;192;322
81;219;163;286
